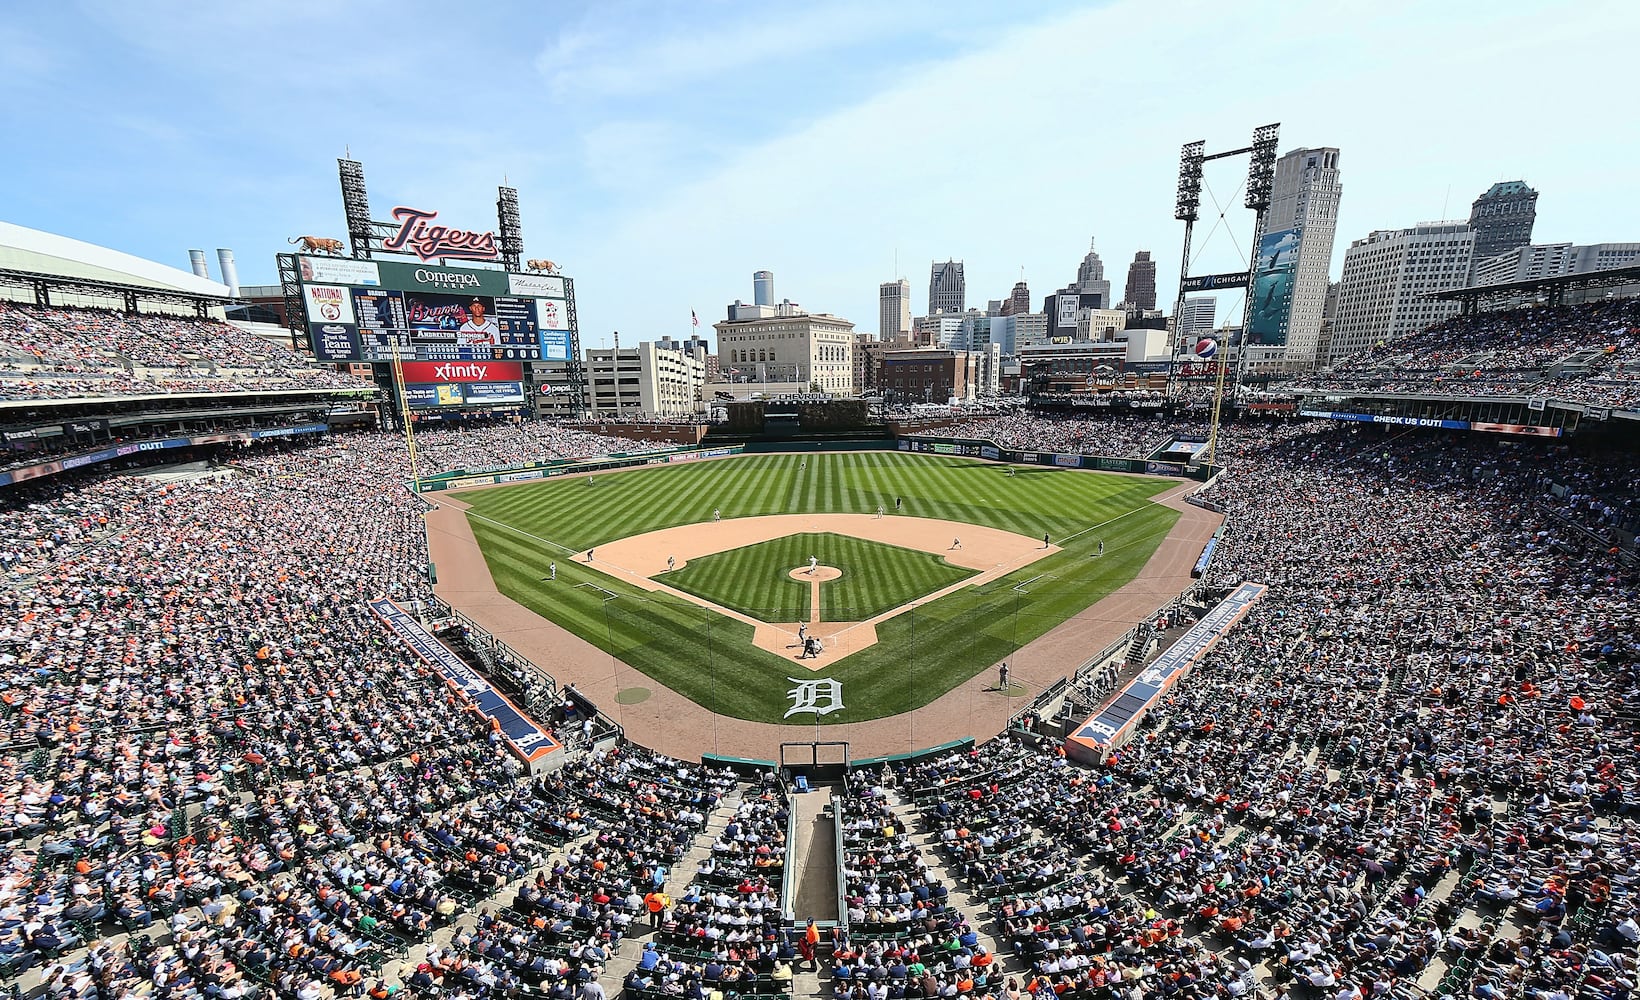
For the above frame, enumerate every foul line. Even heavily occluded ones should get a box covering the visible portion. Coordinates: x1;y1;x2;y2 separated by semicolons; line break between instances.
1057;479;1197;546
460;507;582;557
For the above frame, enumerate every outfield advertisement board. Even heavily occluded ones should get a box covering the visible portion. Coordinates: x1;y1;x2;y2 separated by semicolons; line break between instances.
296;256;574;363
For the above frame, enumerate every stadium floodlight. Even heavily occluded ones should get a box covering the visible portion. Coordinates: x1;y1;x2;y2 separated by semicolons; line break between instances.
496;186;523;273
1175;140;1205;222
338;158;375;259
1244;123;1280;211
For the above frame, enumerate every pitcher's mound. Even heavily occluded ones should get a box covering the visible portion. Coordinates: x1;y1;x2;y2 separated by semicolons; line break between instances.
789;565;842;582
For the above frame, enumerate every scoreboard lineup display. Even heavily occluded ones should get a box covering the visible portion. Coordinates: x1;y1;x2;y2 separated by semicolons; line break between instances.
296;256;575;363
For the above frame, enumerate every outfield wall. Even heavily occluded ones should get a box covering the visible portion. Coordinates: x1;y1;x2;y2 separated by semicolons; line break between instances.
416;444;746;492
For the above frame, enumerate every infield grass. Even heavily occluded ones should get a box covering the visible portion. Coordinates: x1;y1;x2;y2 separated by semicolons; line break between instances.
664;532;976;623
457;451;1180;725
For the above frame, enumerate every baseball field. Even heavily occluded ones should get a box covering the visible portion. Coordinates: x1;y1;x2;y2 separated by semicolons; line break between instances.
454;451;1180;725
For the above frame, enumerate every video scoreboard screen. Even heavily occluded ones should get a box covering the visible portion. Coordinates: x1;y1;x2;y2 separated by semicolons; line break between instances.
296;256;574;363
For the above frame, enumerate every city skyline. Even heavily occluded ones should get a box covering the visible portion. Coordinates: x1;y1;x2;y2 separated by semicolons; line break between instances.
0;0;1633;347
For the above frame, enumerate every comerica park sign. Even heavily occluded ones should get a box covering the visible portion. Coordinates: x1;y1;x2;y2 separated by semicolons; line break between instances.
383;206;500;262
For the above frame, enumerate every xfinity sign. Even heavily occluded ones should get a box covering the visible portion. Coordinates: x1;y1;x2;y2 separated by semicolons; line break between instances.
398;361;523;384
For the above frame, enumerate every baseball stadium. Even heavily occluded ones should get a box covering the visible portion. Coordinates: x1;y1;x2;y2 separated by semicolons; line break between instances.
3;117;1639;1000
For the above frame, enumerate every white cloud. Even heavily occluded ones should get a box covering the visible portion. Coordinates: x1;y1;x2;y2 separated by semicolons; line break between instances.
536;1;923;100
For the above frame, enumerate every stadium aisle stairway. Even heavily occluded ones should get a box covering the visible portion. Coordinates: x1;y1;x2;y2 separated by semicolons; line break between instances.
880;788;1017;979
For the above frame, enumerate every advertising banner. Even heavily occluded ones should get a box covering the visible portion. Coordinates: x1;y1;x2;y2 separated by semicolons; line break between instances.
1065;582;1266;762
1300;410;1470;430
1053;453;1082;468
374;260;512;297
1146;460;1186;476
510;273;566;297
980;445;1001;460
403;385;441;408
534;297;570;331
1181;270;1251;293
399;361;522;384
538;329;572;361
367;598;560;764
298;256;380;286
303;284;356;325
1055;295;1079;329
462;381;526;404
1248;228;1299;346
405;382;525;408
1470;422;1564;437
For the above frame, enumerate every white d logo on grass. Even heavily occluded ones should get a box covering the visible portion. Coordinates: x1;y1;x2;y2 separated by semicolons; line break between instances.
785;678;844;719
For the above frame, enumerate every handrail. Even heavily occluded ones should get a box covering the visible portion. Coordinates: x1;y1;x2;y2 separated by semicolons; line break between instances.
832;791;848;935
780;795;800;924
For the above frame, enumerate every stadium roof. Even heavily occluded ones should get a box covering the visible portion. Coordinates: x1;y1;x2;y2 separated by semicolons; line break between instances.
0;220;230;298
1432;263;1640;311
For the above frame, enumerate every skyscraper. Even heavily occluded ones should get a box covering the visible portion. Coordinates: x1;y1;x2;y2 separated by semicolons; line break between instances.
928;260;965;315
1264;147;1342;364
879;279;911;342
1468;181;1538;267
1123;251;1157;310
752;270;775;306
1329;222;1474;367
1071;239;1111;307
1001;281;1031;316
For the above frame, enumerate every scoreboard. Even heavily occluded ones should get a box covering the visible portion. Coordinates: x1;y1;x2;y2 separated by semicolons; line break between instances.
295;256;575;363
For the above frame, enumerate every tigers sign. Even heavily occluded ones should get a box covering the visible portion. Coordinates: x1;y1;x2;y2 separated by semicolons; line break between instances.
383;206;500;262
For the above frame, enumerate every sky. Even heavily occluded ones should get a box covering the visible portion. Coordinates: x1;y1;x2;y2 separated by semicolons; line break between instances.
3;0;1636;348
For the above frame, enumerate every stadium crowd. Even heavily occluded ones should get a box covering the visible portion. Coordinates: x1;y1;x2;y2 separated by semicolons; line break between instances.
0;339;1636;1000
1278;299;1640;408
931;413;1214;460
853;419;1640;1000
0;304;371;400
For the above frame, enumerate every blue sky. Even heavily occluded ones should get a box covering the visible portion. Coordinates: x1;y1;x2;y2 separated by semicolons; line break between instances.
3;0;1634;347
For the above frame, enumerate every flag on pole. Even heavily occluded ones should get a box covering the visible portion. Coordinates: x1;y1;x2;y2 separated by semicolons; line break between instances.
691;309;699;328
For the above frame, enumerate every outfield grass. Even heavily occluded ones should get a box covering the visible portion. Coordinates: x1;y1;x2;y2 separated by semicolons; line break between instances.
663;531;976;623
458;452;1181;724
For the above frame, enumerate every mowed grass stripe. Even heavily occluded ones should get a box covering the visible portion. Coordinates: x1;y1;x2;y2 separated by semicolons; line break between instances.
458;453;1181;723
662;532;973;624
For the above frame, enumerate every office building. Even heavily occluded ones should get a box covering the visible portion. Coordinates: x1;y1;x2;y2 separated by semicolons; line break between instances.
1123;251;1157;310
1468;181;1538;267
584;341;706;417
928;259;965;315
1178;297;1217;337
1471;241;1640;306
753;270;775;306
913;314;966;350
1265;146;1343;363
881;348;980;403
1068;238;1112;307
879;279;911;341
990;312;1048;353
1001;280;1031;316
1329;222;1474;367
713;309;856;394
1078;308;1128;341
1472;243;1577;287
1572;242;1640;273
